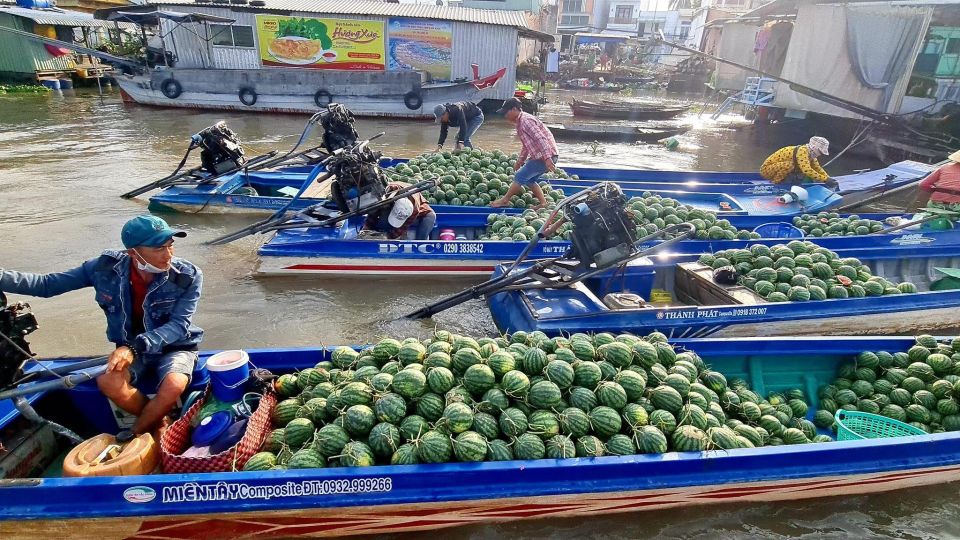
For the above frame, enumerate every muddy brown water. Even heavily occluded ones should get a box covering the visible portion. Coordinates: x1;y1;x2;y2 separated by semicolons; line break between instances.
1;88;956;538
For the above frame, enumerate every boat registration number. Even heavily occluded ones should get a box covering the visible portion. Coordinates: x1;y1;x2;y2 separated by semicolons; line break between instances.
379;242;483;254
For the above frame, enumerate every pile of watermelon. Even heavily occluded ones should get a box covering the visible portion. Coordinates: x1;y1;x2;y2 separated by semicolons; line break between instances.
698;240;918;303
478;193;757;242
813;335;960;434
243;330;827;472
791;213;886;237
385;149;569;209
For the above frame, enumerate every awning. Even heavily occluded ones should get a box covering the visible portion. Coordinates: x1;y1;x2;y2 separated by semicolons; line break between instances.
104;9;236;26
575;33;630;45
0;6;117;28
519;27;554;42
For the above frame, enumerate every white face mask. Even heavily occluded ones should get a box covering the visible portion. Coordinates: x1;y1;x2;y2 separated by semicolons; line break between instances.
133;249;167;274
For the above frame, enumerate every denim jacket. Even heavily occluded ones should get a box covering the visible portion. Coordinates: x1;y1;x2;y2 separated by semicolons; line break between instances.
0;249;203;354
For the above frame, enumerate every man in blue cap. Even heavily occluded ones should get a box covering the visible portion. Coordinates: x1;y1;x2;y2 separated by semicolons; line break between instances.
434;101;484;152
0;215;203;436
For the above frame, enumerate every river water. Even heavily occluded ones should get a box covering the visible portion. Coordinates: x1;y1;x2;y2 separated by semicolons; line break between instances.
1;88;956;538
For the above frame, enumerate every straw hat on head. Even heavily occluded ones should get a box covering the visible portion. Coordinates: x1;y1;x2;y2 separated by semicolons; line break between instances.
949;149;960;162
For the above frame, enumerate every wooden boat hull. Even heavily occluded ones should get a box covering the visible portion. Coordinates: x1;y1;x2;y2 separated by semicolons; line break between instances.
546;124;690;143
487;252;960;338
570;100;690;120
3;337;960;539
257;212;960;276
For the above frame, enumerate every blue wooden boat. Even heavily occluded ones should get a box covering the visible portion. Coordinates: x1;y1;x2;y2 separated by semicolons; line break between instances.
487;247;960;339
148;159;944;217
2;336;959;537
256;211;959;276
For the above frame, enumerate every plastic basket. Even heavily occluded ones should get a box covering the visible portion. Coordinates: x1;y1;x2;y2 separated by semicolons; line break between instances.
834;410;926;441
752;222;805;239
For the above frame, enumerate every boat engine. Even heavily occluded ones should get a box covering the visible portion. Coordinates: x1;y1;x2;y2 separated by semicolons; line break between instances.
193;121;246;175
0;292;37;391
321;103;360;153
565;182;638;268
327;143;388;213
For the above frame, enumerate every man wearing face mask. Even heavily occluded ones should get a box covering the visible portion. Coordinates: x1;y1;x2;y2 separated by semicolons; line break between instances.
0;215;203;437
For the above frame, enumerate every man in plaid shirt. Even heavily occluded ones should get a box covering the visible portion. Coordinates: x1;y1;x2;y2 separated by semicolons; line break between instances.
491;98;559;209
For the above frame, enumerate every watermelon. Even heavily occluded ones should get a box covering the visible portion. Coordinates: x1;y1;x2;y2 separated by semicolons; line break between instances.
754;280;776;296
415;430;453;463
598;342;633;368
368;422;402;459
596;381;629;410
462;364;496;396
338;441;376;467
452;431;487;462
452;348;483;375
571;341;597;361
513;432;547;460
545;434;577;459
391;443;420;465
615;370;647;401
605;433;636;456
243;452;278;471
371;393;406;424
284;417;315;449
499;407;529;438
671;425;708;451
426;367;456;395
649;409;678;435
633;425;669;454
528;409;561;440
441;402;475;434
589;406;623;439
501;370;531;398
398;342;426;365
521;348;549;375
486;351;516;378
650;385;684;413
372;339;402;363
343;405;376;437
271;398;301;427
559;407;593;437
415;393;445;421
392;369;427;399
575;435;606;457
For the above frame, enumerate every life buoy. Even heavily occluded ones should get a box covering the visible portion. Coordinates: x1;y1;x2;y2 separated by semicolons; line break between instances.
403;91;422;110
160;78;182;99
239;87;257;106
314;89;332;107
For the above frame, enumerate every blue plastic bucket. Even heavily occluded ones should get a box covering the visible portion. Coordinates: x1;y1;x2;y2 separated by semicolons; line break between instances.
207;350;250;402
752;222;805;239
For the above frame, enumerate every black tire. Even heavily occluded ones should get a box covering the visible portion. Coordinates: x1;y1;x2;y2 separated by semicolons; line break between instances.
314;89;332;107
160;78;182;99
239;87;257;106
403;91;422;110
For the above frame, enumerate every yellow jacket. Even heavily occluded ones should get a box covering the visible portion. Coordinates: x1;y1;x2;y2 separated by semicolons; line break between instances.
759;145;829;184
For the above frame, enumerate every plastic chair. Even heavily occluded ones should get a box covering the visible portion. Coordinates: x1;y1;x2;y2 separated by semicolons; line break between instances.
752;222;805;239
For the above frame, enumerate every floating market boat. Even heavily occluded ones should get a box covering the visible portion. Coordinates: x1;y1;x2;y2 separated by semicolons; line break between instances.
255;211;960;276
148;160;847;216
545;122;690;143
569;99;690;120
2;334;960;538
487;245;960;338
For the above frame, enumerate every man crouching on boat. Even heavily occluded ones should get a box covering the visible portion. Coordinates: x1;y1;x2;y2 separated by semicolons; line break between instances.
759;136;838;190
0;215;203;436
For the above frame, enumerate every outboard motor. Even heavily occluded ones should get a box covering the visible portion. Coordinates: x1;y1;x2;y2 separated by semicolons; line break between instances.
0;292;38;391
327;144;388;213
564;183;638;268
192;121;246;175
321;103;360;153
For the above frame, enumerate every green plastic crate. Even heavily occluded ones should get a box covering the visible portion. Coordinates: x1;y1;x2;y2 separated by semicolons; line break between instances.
834;410;926;441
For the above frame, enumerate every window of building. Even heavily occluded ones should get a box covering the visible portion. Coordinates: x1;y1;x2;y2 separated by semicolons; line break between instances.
560;15;590;26
210;24;255;48
679;22;691;40
562;0;585;13
614;6;633;22
947;38;960;55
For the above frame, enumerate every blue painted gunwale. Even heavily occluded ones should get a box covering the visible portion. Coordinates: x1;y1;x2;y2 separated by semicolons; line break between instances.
486;247;960;338
1;336;959;524
147;160;855;217
256;211;959;270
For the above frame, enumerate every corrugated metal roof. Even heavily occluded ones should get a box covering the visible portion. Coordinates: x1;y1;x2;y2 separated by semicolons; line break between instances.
145;0;530;28
0;5;116;27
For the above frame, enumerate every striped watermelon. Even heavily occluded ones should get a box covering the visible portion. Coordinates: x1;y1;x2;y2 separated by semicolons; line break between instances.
521;348;549;375
571;341;597;361
528;409;561;440
243;452;277;471
397;342;426;365
633;425;668;454
499;407;529;437
462;364;496;396
339;382;373;407
471;411;501;440
452;348;483;375
589;406;622;439
501;370;531;398
283;418;315;449
399;415;429;441
392;369;428;399
544;360;576;389
671;425;708;451
615;370;646;401
368;422;402;459
605;433;636;456
424;351;452;369
338;441;376;467
415;393;445;421
426;367;456;394
650;385;684;413
271;398;301;427
441;402;475;434
598;342;633;368
528;380;563;409
632;340;659;369
373;393;407;424
596;381;629;410
415;430;453;463
486;439;515;461
344;405;376;437
390;443;420;465
649;409;677;434
575;435;606;457
372;339;402;363
486;351;517;378
514;432;547;460
545;434;577;458
559;407;592;437
452;431;487;462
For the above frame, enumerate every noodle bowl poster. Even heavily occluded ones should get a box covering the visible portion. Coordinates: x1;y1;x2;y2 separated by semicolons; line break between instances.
387;18;453;81
256;15;385;70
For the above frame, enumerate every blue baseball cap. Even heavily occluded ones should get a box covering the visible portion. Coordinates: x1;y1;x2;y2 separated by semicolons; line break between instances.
121;215;186;249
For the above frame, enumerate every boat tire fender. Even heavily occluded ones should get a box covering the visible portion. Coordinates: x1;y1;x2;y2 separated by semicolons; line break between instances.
403;91;422;110
314;89;333;107
239;87;257;106
160;78;182;99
